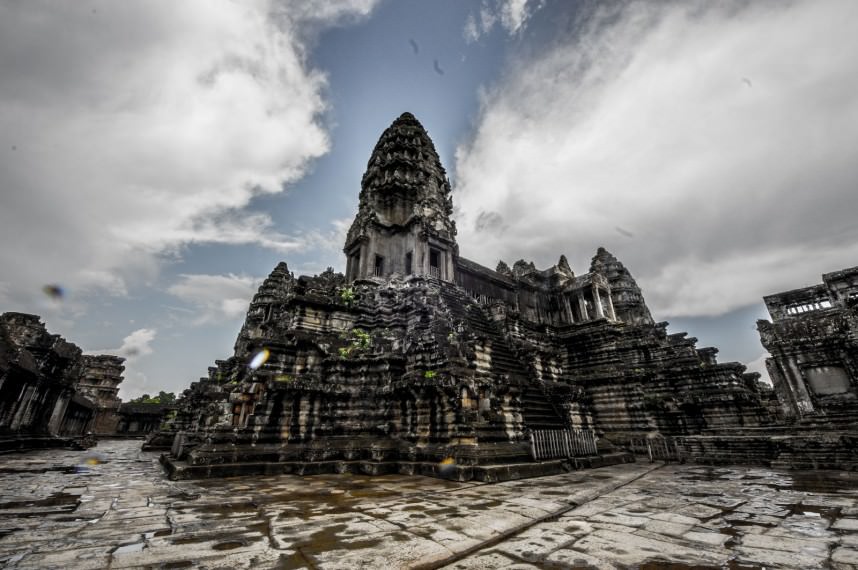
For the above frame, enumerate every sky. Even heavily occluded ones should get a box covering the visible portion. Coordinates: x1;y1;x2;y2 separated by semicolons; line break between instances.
1;0;856;399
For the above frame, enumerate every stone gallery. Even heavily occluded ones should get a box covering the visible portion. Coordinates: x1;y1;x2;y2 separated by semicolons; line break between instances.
0;312;174;449
156;113;831;481
0;312;116;450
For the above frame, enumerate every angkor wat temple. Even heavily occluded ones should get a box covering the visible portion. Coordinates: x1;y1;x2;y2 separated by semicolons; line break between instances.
157;113;857;480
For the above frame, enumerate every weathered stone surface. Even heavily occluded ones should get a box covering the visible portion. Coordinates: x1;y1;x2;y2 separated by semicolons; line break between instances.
3;443;858;569
0;440;658;569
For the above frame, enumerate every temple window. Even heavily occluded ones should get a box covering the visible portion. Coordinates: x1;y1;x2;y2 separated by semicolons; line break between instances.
430;249;440;278
405;251;413;275
374;255;385;277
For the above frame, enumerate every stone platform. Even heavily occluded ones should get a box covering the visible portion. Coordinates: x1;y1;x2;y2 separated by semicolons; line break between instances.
3;440;858;569
161;451;635;483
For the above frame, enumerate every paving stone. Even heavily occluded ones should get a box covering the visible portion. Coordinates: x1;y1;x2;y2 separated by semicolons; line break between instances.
569;528;722;567
590;511;649;527
740;532;830;557
440;550;520;569
832;546;858;567
833;517;858;531
650;512;701;526
683;530;730;546
733;545;827;569
675;503;723;520
544;547;619;569
642;518;693;537
2;441;858;570
493;527;573;561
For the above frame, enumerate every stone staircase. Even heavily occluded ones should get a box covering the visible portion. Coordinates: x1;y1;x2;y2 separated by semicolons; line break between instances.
438;283;567;431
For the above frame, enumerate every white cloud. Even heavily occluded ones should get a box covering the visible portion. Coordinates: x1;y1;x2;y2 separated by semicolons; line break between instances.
88;327;157;399
454;0;858;318
108;328;157;360
744;352;772;386
464;0;541;42
167;273;262;324
0;0;378;315
499;0;533;35
118;369;156;401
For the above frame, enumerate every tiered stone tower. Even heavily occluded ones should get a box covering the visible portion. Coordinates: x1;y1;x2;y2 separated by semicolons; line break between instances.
158;113;775;480
344;112;457;282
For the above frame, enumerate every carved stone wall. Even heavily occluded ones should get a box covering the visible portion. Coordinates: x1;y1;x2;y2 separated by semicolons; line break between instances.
0;312;99;449
757;266;858;420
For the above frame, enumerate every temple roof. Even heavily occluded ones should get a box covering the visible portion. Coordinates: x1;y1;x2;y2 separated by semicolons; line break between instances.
360;112;448;194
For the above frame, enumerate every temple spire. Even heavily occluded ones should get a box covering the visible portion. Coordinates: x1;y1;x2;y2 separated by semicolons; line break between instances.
344;113;458;282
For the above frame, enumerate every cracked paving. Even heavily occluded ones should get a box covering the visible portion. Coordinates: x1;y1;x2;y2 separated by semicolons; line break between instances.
2;441;858;569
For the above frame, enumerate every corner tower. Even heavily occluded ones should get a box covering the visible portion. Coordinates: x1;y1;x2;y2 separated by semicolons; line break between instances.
344;112;457;282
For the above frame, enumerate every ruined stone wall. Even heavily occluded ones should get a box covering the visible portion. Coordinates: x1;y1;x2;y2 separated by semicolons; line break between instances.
78;355;125;434
758;266;858;420
0;312;97;447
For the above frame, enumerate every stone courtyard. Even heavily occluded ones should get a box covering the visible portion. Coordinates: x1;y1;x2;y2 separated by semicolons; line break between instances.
1;440;857;569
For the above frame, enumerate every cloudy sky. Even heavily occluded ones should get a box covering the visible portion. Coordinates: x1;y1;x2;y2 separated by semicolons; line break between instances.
1;0;856;398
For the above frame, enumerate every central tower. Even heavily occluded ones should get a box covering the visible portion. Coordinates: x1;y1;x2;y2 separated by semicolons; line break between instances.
344;112;457;282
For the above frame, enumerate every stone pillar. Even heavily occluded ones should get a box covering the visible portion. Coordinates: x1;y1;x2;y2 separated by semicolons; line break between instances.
422;241;431;276
786;355;815;415
47;391;71;435
10;385;36;430
366;234;378;278
577;291;588;321
592;285;605;318
357;243;369;279
345;256;351;281
605;290;617;320
563;295;575;324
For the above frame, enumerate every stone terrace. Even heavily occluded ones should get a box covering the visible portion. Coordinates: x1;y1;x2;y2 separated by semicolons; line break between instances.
1;440;858;569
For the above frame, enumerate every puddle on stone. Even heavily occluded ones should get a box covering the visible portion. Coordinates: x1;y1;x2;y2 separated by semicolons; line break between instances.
112;542;146;554
640;560;721;569
212;540;245;550
0;527;22;539
0;466;76;475
787;502;841;522
783;471;858;493
0;491;80;515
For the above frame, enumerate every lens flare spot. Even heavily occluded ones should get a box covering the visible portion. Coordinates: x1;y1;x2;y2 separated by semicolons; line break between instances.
42;284;64;300
76;452;104;473
439;456;456;477
248;348;270;370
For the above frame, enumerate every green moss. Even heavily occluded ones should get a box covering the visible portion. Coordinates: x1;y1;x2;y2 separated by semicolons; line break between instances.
424;370;437;379
337;327;372;359
340;287;355;306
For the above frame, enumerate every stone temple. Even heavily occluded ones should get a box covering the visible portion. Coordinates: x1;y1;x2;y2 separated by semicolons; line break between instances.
758;266;858;420
158;112;784;481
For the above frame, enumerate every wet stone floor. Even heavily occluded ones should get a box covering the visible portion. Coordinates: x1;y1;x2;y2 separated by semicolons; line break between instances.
0;441;856;569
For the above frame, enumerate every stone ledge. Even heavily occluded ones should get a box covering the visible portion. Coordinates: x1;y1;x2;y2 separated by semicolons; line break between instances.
160;452;635;482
